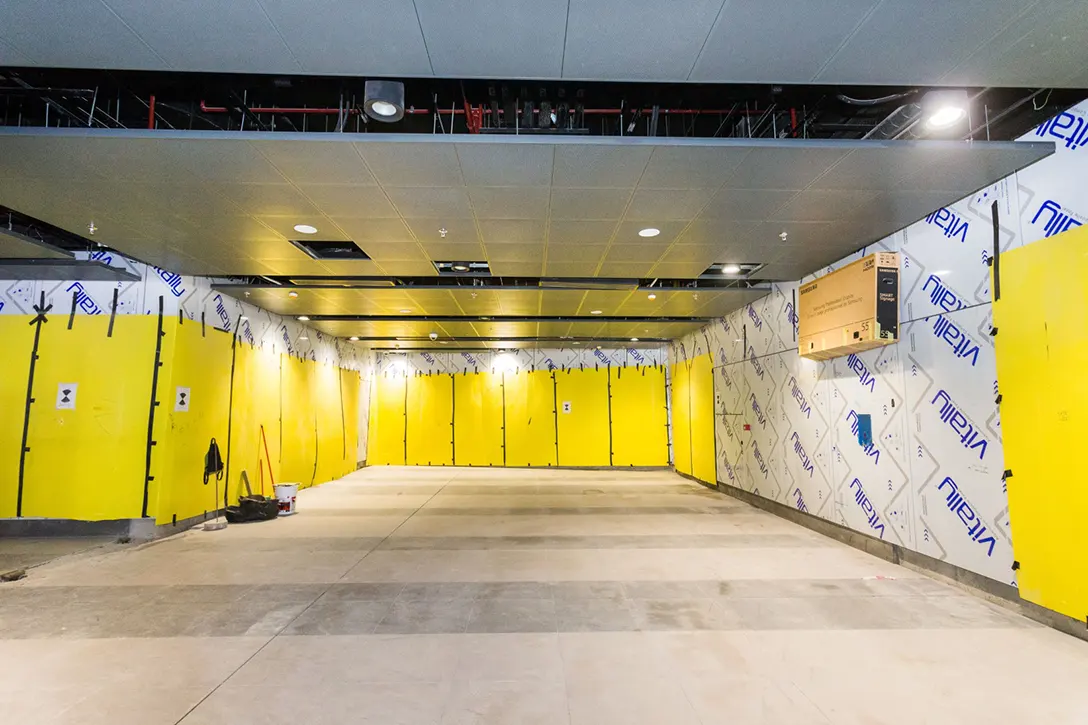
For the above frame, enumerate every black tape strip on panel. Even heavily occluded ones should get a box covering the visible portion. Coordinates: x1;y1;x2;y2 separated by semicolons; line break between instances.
551;370;560;466
106;288;119;338
67;290;77;329
402;373;408;466
792;288;797;342
607;365;614;466
201;311;206;337
222;313;242;510
178;308;183;325
16;292;51;517
991;199;1001;301
450;374;456;465
338;368;346;460
140;296;165;518
500;372;507;466
311;415;319;488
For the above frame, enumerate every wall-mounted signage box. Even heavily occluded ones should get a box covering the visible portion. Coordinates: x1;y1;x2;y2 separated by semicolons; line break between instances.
798;252;900;361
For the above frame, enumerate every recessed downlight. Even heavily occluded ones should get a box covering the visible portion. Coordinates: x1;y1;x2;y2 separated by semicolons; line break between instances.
288;291;299;298
647;293;657;300
590;309;603;315
370;100;398;117
452;263;470;272
293;224;318;235
927;106;966;129
721;264;742;274
297;315;310;321
349;336;359;341
638;227;661;238
631;337;639;342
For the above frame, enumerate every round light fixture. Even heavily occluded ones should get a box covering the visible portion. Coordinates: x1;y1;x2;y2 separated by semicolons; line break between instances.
638;227;661;238
631;337;639;342
363;80;406;123
349;336;359;341
288;291;299;298
927;106;966;129
590;309;603;315
721;264;742;274
293;224;318;235
452;263;470;272
297;315;310;321
647;293;657;300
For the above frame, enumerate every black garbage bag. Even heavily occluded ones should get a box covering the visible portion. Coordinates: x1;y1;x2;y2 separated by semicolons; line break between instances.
224;495;279;523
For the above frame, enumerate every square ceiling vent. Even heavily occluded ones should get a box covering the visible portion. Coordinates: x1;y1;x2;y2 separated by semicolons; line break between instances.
290;239;371;260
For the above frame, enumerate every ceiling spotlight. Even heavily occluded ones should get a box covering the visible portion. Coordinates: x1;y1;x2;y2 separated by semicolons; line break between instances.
721;264;742;274
631;337;639;342
293;224;318;235
399;309;412;314
923;89;969;131
452;263;470;272
429;332;438;341
288;291;299;298
647;293;657;300
363;80;405;122
439;227;448;238
590;309;603;315
573;341;581;345
297;315;310;321
349;336;359;341
779;231;789;241
638;227;661;238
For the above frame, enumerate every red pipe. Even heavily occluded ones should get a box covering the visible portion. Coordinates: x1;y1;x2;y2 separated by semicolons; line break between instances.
198;100;761;117
148;94;156;129
790;107;798;137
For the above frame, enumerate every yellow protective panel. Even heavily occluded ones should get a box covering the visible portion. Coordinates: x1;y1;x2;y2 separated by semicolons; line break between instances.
22;316;157;520
280;355;318;487
312;360;346;485
367;373;406;465
0;316;35;518
689;353;717;484
555;368;610;466
155;322;233;523
341;369;361;473
994;224;1088;621
671;362;692;475
406;374;454;466
453;371;504;466
226;342;283;503
503;369;557;467
609;365;669;467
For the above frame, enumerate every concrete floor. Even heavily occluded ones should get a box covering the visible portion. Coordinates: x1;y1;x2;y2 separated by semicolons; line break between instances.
0;536;115;575
1;468;1086;724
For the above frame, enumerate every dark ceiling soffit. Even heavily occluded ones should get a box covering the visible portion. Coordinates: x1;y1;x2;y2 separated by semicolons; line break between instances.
0;259;141;281
210;282;771;293
0;226;74;258
300;315;710;322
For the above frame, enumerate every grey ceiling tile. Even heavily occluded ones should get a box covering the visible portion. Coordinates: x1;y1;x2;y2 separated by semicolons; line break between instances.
678;219;762;247
485;244;545;262
942;3;1088;86
546;245;608;263
255;141;376;185
331;218;415;244
384;187;472;218
658;245;720;267
597;261;656;278
563;0;725;80
208;183;320;217
457;144;554;186
691;0;880;83
402;217;480;245
468;187;550;219
418;242;485;259
723;148;850;190
257;215;349;241
363;243;429;262
258;0;432;76
357;143;464;186
552;146;652;188
0;2;167;68
300;185;399;218
612;221;688;245
699;189;795;220
807;149;927;192
549;188;632;220
547;220;619;245
157;140;286;183
751;263;802;281
478;220;546;244
413;0;567;78
603;244;669;262
543;261;602;277
648;261;710;279
640;147;751;189
773;189;879;223
814;0;1024;84
0;35;32;65
625;188;716;221
376;260;438;276
106;0;298;72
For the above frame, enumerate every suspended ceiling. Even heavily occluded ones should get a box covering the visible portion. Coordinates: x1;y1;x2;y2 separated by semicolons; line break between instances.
1;1;1087;87
0;129;1053;281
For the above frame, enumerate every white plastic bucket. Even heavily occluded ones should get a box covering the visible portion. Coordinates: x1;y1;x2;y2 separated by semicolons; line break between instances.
274;483;299;516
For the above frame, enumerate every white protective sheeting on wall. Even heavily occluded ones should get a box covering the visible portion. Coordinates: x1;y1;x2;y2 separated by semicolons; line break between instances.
672;99;1088;587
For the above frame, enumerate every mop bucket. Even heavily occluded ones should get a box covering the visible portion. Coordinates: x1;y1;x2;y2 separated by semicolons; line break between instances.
274;483;299;516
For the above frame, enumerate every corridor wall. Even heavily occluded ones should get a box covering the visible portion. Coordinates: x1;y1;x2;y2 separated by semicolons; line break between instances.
367;365;669;468
669;354;715;484
0;316;37;518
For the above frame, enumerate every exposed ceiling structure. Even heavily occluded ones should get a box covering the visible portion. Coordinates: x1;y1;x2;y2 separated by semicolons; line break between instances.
2;0;1087;87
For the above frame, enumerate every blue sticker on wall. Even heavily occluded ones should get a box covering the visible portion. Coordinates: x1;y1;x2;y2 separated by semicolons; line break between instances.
856;414;873;447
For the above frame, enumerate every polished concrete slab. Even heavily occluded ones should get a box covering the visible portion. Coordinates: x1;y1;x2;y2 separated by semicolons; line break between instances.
1;467;1086;724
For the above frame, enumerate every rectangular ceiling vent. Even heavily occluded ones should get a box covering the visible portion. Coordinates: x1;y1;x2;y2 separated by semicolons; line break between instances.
290;239;371;260
539;278;638;291
434;260;491;276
